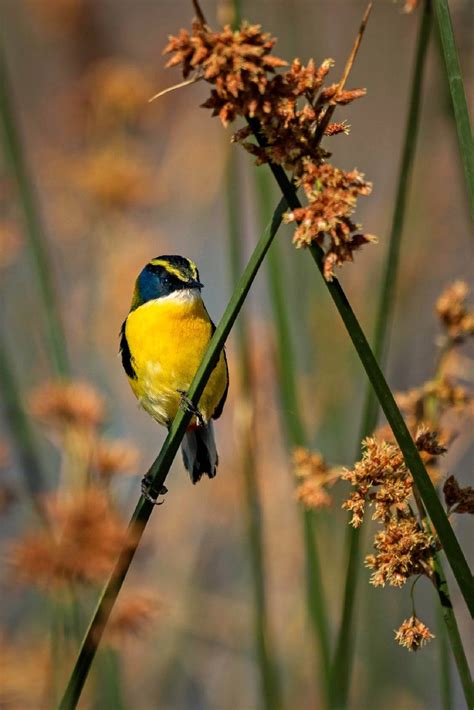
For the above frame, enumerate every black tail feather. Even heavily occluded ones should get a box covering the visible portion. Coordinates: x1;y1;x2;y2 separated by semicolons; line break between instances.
181;421;218;484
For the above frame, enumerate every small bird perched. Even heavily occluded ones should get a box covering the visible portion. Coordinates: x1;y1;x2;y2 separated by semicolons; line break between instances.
120;255;228;490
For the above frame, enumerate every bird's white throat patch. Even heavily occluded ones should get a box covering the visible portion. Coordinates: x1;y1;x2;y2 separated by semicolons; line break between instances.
141;288;202;308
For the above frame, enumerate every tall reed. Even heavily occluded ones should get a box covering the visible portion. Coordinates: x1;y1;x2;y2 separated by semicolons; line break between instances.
330;2;433;705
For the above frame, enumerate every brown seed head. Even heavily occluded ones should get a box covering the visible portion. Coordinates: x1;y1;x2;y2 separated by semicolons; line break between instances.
93;438;140;480
29;380;105;430
395;615;434;651
436;281;474;342
10;488;129;589
365;516;437;587
443;475;474;515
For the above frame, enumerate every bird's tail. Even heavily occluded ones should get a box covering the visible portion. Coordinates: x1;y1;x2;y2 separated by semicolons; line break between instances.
181;421;218;484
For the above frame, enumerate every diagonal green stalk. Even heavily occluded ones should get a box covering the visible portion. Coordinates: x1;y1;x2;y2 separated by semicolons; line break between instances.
0;44;70;377
329;2;433;705
226;149;282;710
247;118;474;617
256;169;331;706
58;197;289;709
432;0;474;219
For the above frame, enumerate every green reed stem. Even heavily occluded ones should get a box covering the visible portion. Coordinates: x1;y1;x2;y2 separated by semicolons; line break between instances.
432;0;474;219
247;118;474;618
0;44;70;377
226;149;281;710
58;197;288;709
256;169;331;706
329;2;433;705
438;601;453;710
432;556;474;709
0;338;48;514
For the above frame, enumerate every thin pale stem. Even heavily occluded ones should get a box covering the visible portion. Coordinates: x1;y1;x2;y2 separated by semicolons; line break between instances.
0;44;70;377
329;2;433;705
432;0;474;219
58;197;288;709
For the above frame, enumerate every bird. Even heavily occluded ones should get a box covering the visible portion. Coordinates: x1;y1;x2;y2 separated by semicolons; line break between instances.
120;255;229;492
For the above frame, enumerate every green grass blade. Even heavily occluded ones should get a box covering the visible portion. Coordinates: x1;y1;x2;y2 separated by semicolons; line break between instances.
329;2;433;705
256;170;331;705
58;197;288;709
0;44;70;377
226;150;282;710
246;119;474;617
433;0;474;219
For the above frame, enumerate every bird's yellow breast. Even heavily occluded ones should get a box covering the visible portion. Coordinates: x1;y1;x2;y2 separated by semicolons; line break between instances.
124;292;227;426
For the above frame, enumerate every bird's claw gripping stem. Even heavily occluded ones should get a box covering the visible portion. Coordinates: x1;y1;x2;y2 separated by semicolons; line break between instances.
177;389;205;427
141;474;168;506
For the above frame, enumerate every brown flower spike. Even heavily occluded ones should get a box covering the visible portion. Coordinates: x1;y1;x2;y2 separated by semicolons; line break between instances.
395;615;434;651
163;16;373;279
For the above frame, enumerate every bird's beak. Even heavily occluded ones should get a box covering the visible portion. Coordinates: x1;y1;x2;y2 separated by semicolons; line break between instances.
189;279;204;289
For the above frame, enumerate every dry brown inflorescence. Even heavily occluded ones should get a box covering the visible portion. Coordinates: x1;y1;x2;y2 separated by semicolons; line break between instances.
292;446;339;510
341;281;473;649
394;615;434;651
163;17;374;280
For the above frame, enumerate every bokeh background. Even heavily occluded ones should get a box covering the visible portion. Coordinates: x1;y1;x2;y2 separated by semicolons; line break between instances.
0;0;472;708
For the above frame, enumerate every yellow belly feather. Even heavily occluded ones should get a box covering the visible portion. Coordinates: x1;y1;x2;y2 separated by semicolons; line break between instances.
124;294;227;426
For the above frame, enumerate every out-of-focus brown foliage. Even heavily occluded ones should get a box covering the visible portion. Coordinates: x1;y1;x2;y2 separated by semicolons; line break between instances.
28;380;105;431
0;640;51;709
93;438;140;481
0;222;22;269
292;447;338;509
436;281;474;343
10;488;130;589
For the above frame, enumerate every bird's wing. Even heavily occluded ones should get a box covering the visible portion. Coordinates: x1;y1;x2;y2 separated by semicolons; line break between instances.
119;319;137;380
207;316;229;420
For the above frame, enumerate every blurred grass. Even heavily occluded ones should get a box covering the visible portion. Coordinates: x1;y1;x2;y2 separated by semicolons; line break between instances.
256;168;331;707
0;340;47;511
0;45;69;377
226;148;281;709
330;2;433;705
433;0;474;219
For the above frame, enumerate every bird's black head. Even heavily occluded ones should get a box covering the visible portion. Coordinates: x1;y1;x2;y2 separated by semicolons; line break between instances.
131;255;203;309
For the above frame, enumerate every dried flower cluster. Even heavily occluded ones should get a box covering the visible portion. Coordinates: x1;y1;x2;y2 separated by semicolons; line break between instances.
436;281;474;343
164;17;373;279
29;380;105;430
92;438;140;480
443;475;474;516
80;59;153;129
104;590;161;646
10;488;130;589
342;431;443;587
292;447;338;509
394;615;434;651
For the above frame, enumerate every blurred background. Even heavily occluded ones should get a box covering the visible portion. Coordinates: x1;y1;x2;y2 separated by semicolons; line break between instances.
0;0;472;708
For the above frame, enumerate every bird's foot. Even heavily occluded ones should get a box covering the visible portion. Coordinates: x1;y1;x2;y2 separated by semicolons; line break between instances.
141;474;168;506
177;389;205;427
